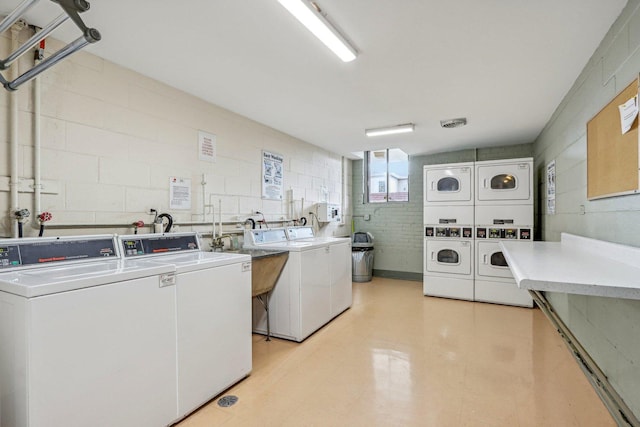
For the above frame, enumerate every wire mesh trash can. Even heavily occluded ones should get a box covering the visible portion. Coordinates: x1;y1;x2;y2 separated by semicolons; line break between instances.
352;232;374;282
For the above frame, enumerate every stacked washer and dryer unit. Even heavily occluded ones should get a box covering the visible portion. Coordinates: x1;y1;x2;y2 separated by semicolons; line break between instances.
423;162;475;300
423;158;534;307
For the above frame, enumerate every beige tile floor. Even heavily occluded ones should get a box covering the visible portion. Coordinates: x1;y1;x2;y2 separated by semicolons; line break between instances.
176;277;615;427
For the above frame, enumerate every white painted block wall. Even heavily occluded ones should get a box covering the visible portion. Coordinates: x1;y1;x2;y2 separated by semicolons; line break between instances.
0;31;351;239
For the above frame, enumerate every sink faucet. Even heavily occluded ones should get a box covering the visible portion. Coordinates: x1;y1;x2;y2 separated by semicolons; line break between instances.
211;234;233;252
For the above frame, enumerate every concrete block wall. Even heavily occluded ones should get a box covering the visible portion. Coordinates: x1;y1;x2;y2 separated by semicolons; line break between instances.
352;144;533;280
534;0;640;417
0;30;351;239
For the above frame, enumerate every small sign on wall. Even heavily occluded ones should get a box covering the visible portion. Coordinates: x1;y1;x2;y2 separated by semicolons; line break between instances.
170;177;192;210
198;130;216;162
546;160;556;215
262;150;284;200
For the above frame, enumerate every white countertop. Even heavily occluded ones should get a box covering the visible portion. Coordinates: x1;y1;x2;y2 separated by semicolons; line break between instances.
500;233;640;300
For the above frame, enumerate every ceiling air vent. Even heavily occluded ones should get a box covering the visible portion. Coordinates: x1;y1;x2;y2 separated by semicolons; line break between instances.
440;118;467;129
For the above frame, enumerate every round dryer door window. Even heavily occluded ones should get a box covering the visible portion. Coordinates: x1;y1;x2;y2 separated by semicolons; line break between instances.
437;249;460;264
437;177;460;192
490;174;516;190
490;251;508;267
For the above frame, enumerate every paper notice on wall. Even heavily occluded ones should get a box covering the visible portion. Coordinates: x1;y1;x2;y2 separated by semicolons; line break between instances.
169;177;191;210
618;95;638;134
198;130;216;162
262;150;283;200
546;160;556;215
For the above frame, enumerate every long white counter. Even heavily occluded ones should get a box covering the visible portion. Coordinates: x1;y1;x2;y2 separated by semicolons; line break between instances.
500;233;640;300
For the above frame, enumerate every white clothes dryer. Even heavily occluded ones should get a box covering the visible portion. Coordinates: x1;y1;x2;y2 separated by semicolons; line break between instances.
243;228;334;341
423;225;474;301
117;233;252;420
0;235;178;427
474;226;533;307
423;162;474;205
475;157;533;205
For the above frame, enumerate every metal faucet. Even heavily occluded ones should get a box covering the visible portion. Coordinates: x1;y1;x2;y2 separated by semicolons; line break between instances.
211;234;233;252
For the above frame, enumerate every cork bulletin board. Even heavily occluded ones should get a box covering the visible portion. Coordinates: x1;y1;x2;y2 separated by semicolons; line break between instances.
587;77;640;200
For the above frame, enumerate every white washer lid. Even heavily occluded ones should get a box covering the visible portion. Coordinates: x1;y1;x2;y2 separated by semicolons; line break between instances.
0;260;174;298
126;251;251;273
243;240;326;251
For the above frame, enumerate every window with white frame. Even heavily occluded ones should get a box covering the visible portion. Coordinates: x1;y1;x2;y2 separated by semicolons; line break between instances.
366;148;409;203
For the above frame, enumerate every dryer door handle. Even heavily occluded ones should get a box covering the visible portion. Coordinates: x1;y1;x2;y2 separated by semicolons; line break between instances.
431;251;435;261
483;254;488;264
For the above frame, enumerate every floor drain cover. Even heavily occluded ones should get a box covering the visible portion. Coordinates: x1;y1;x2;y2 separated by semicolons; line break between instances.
217;395;239;407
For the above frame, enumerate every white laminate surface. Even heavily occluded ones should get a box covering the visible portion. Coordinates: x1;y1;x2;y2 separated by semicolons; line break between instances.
500;233;640;300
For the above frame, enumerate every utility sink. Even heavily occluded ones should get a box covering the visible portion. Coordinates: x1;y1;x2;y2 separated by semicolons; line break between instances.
228;248;288;341
228;249;289;297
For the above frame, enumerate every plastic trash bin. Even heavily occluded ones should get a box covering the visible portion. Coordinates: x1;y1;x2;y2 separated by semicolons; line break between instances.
352;232;374;282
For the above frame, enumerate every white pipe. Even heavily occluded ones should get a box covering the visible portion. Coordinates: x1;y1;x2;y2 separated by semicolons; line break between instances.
218;199;222;237
209;194;216;240
33;39;42;224
9;24;23;238
201;174;206;218
340;156;346;226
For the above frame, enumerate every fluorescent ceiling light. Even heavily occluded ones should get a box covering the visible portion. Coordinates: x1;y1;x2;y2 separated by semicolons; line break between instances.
365;123;415;137
278;0;357;62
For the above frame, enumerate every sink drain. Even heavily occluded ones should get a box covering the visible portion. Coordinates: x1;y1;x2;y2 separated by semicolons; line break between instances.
217;395;239;407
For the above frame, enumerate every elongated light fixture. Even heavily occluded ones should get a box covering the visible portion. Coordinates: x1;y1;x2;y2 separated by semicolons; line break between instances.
365;123;415;137
278;0;357;62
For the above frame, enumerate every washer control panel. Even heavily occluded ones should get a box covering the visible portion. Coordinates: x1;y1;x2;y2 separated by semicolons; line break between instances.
0;236;117;270
120;233;200;257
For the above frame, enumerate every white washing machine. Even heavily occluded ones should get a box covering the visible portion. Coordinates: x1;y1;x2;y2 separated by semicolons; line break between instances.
243;228;334;342
423;225;474;301
475;157;533;205
0;235;178;427
285;226;352;317
423;162;474;205
117;232;252;420
475;225;533;307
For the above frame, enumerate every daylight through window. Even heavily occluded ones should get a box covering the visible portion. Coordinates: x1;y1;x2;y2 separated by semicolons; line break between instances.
366;148;409;203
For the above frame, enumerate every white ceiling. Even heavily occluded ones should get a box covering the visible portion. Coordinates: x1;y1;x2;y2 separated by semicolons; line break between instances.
9;0;628;158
